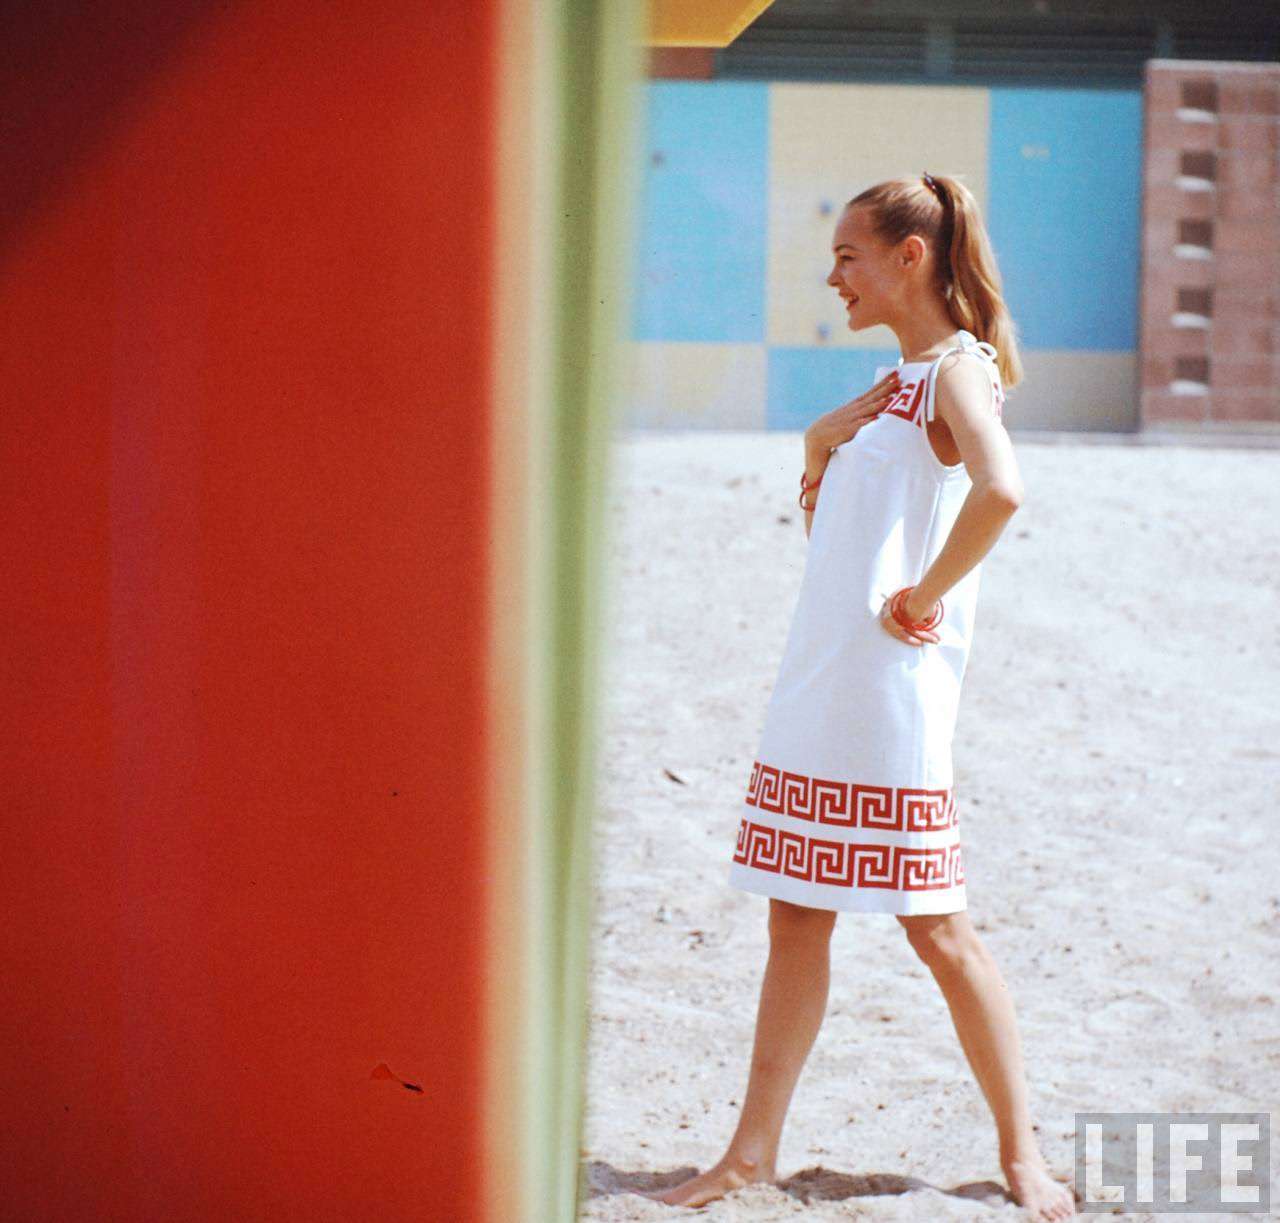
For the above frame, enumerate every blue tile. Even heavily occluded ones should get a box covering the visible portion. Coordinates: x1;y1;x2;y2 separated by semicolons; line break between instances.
767;347;902;432
630;82;769;343
989;88;1142;350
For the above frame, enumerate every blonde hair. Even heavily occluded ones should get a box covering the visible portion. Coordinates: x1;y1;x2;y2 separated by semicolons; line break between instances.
847;174;1024;391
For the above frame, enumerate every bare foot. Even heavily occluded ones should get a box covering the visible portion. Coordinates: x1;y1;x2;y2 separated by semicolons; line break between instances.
1002;1152;1077;1221
640;1152;775;1208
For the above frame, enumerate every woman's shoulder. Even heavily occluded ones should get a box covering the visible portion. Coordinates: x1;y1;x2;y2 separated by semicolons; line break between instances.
933;348;1004;419
935;343;1001;386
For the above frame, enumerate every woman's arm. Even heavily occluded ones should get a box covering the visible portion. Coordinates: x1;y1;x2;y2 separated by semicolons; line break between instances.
801;432;834;539
903;356;1024;620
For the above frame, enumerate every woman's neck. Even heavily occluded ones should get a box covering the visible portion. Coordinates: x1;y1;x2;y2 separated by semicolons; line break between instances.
900;328;962;364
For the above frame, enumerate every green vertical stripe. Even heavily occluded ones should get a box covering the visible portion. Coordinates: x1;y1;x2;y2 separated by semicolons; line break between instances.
523;2;645;1221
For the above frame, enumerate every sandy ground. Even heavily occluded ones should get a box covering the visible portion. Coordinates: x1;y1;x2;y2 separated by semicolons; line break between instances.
578;430;1280;1222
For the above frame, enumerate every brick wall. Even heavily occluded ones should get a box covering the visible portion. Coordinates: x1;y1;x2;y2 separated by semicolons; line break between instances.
1140;61;1280;428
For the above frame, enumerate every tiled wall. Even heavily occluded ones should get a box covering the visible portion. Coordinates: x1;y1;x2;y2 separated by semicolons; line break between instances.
626;79;1145;432
1139;61;1280;427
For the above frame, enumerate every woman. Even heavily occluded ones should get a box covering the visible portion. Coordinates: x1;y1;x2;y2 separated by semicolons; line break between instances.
644;174;1077;1220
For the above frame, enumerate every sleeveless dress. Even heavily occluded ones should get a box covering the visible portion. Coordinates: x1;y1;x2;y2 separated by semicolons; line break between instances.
727;329;1005;915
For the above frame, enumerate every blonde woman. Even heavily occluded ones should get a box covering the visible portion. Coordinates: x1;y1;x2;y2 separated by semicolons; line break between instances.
646;174;1076;1221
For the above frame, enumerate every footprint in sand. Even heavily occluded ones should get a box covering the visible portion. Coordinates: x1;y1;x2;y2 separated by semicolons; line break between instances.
1083;990;1173;1037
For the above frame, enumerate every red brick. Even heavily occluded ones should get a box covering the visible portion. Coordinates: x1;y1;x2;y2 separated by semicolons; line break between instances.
1217;189;1280;224
1140;355;1166;384
1220;71;1280;117
1209;389;1279;423
1142;390;1209;425
1213;320;1274;358
1216;219;1280;254
1217;154;1278;194
1143;183;1215;222
1145;68;1184;112
1146;112;1219;152
1215;251;1279;287
1218;117;1280;156
1145;148;1184;180
1137;283;1173;317
1215;292;1280;324
1207;353;1274;383
1143;217;1182;248
1145;259;1214;291
1147;328;1210;360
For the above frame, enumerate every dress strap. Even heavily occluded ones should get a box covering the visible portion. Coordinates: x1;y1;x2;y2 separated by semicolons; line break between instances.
922;329;999;423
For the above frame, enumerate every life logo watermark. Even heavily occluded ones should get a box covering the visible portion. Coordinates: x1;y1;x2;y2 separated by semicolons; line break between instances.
1074;1112;1271;1212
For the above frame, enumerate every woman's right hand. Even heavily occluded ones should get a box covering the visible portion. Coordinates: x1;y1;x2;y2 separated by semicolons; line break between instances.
805;370;901;452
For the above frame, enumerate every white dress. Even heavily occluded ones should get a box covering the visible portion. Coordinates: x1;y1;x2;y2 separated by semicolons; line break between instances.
727;330;1005;915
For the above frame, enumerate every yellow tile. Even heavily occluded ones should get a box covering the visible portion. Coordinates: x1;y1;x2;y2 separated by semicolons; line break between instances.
621;341;766;428
768;83;990;348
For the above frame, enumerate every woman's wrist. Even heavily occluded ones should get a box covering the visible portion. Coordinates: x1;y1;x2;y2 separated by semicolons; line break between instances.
803;438;831;477
803;426;833;459
903;587;940;621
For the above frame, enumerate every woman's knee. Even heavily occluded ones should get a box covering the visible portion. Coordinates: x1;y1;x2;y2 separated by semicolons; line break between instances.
768;897;838;942
897;912;982;970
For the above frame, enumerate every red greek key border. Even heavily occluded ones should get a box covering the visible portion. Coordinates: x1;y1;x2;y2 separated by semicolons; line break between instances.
745;759;958;832
879;371;1005;426
732;818;964;891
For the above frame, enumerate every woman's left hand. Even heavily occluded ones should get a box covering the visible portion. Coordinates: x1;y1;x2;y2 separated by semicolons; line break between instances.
879;591;941;646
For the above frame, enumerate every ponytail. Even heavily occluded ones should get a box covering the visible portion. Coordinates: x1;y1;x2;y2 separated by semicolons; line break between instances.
847;174;1025;391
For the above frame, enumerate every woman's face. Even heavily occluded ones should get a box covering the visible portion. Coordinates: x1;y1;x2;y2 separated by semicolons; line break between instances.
826;205;916;332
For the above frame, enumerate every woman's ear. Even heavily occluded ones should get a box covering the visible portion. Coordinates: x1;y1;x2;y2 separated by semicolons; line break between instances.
900;233;926;269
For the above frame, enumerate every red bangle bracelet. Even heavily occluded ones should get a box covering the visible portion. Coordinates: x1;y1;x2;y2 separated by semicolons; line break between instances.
891;589;936;631
890;585;943;632
892;587;943;631
799;470;823;510
890;591;942;630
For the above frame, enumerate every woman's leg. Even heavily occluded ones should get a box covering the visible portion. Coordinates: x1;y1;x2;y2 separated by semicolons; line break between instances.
897;911;1077;1222
643;896;838;1207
